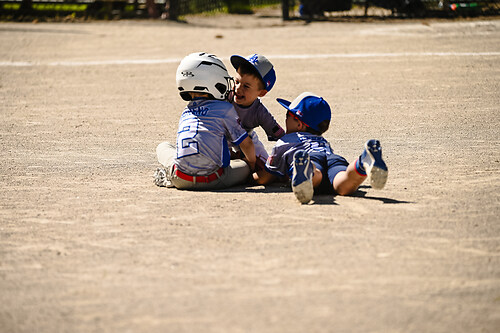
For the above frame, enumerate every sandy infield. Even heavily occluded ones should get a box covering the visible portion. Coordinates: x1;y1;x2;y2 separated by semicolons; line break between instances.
1;9;499;333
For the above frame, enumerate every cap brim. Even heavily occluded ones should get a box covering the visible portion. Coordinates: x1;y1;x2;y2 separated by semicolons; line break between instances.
230;55;264;83
276;98;292;110
230;55;248;71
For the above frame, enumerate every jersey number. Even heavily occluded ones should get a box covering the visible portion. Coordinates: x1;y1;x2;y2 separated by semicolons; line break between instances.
177;121;200;158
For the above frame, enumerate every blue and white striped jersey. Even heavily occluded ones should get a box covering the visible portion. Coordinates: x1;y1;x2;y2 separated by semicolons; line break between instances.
266;132;333;177
174;99;248;175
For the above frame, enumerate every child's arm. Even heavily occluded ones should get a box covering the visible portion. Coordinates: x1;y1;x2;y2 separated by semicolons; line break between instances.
239;136;256;171
252;168;276;185
257;106;285;141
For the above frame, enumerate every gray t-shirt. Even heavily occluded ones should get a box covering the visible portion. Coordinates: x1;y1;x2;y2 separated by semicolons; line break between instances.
174;99;248;175
232;98;285;141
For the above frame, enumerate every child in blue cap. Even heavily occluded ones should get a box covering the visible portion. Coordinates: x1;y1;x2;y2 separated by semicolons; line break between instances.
253;92;388;204
229;54;285;169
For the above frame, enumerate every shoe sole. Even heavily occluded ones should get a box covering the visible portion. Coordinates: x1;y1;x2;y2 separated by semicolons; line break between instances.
292;181;314;204
292;151;314;204
362;141;388;190
368;166;388;190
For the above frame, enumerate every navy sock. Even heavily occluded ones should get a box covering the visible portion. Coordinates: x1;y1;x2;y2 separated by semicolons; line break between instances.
355;156;367;176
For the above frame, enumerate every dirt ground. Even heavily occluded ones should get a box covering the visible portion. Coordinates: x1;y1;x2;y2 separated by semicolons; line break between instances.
1;8;499;333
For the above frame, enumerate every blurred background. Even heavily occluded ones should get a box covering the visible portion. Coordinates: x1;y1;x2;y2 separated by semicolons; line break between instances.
2;0;499;21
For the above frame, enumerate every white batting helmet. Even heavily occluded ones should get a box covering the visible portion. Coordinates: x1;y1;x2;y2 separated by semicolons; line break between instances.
176;52;232;101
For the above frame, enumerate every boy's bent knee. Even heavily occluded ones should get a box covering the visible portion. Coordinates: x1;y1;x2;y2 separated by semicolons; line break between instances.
335;185;357;196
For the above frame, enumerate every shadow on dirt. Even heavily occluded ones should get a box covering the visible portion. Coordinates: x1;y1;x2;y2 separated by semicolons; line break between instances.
351;188;413;204
213;184;413;205
214;183;291;194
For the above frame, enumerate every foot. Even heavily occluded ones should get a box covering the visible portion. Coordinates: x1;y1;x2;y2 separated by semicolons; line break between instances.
292;150;314;204
360;139;388;190
153;167;173;188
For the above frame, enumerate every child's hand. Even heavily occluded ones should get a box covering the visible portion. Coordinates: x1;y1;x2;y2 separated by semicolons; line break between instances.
254;158;266;172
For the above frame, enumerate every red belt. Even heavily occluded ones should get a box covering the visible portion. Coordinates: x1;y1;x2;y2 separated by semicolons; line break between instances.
173;166;223;183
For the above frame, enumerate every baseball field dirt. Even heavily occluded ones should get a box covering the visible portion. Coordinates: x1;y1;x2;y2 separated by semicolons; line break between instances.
1;8;499;333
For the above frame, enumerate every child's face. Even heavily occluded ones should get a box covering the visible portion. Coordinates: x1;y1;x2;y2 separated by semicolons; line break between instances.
285;111;304;134
233;69;267;107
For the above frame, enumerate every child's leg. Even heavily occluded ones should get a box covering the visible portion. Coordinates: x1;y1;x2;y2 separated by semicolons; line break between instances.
292;150;315;204
155;141;176;187
216;159;250;189
332;163;366;196
156;141;176;168
312;167;323;187
333;139;388;195
170;159;250;190
358;139;388;190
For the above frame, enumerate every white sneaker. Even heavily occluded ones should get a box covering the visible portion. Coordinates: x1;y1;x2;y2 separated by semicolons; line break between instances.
153;167;173;188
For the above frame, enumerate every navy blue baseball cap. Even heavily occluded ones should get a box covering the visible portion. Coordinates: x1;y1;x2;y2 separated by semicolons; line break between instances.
230;54;276;92
277;92;331;132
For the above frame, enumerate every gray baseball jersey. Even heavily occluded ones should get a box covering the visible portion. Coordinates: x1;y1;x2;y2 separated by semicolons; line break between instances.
232;98;285;141
174;99;248;175
266;132;333;177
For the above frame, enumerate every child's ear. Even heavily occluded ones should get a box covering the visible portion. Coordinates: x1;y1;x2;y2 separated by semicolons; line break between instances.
258;90;268;97
298;120;307;131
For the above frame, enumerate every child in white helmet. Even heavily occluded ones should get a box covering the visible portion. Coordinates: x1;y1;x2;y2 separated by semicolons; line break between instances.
154;52;256;190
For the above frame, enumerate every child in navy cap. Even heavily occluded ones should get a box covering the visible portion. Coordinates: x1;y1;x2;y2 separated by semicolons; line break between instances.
229;54;285;169
253;92;388;204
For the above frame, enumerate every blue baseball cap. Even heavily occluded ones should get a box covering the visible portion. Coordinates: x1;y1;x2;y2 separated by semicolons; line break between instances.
277;92;331;132
230;54;276;92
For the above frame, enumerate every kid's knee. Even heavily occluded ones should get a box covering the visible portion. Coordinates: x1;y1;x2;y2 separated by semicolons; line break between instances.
335;185;357;196
312;168;323;188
